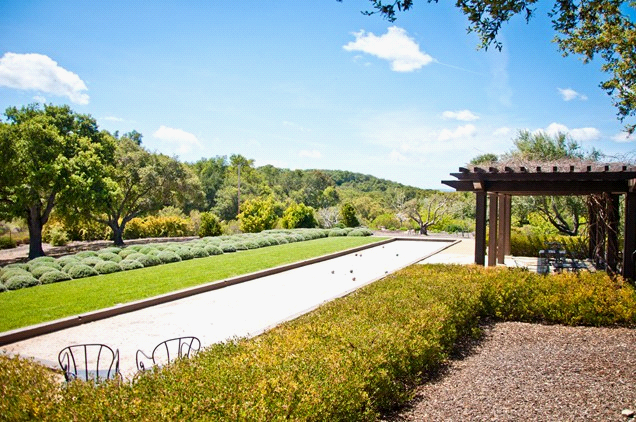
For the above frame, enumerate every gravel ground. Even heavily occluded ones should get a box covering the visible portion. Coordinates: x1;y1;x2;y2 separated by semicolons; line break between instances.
390;321;636;422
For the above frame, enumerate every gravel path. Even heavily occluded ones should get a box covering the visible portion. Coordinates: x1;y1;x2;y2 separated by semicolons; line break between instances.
391;321;636;422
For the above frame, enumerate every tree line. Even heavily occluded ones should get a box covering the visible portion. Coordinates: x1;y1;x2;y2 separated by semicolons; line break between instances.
3;104;623;260
1;104;476;259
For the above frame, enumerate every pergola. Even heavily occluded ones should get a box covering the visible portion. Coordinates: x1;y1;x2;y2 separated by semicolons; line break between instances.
442;162;636;281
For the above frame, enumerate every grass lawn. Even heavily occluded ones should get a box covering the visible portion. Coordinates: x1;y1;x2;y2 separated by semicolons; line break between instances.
0;236;383;332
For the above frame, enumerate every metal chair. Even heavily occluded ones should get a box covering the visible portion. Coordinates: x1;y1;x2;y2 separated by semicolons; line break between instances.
58;343;121;382
136;336;201;371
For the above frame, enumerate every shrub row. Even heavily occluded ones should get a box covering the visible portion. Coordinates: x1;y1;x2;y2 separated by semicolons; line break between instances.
0;228;371;293
0;265;633;421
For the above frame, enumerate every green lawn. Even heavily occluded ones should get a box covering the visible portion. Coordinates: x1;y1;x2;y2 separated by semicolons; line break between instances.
0;236;383;332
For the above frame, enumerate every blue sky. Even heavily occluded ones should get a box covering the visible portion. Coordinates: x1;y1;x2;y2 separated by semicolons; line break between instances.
1;1;634;189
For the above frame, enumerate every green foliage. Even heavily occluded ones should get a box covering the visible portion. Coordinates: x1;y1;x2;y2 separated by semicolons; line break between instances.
157;250;182;264
204;245;224;256
66;264;99;279
94;261;123;275
339;203;359;228
81;256;103;267
0;268;31;283
509;230;587;259
5;274;39;290
98;252;122;263
328;228;348;237
131;254;162;268
238;197;279;233
370;213;401;230
124;215;193;239
347;228;374;236
30;265;59;279
198;212;222;237
119;259;144;271
281;202;316;229
0;104;116;259
75;251;98;258
42;222;69;246
0;235;17;249
39;270;71;285
1;265;633;421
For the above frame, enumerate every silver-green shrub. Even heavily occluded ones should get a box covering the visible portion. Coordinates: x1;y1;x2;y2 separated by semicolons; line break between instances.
94;261;122;275
134;254;162;267
81;257;103;267
39;270;71;284
30;266;59;279
157;250;182;264
66;264;99;279
119;259;144;271
5;274;40;290
98;252;122;263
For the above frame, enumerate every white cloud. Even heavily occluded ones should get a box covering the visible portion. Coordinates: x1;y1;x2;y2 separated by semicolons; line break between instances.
442;110;479;121
438;124;477;141
299;149;322;159
33;95;47;103
343;26;434;72
493;127;511;137
0;52;89;104
541;122;601;141
558;87;587;101
570;127;601;141
152;125;202;155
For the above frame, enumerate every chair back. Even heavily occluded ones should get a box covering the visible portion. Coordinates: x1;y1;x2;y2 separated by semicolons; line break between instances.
136;336;201;371
58;344;120;382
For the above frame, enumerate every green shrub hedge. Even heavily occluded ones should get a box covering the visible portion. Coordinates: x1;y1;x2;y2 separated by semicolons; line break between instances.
66;264;99;279
39;270;71;285
94;261;123;275
0;228;370;293
0;265;633;421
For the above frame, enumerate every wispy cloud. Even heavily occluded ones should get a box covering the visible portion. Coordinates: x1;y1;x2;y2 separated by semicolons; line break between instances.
33;95;47;103
442;110;479;122
343;26;434;72
299;149;322;159
152;125;202;155
558;88;587;101
0;52;89;104
103;116;125;122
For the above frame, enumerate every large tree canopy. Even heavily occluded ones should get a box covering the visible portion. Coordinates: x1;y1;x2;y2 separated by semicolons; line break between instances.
0;104;115;258
349;0;636;133
75;135;204;246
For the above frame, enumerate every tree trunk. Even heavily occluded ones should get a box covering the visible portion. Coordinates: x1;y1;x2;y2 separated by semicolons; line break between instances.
111;223;125;246
26;206;45;259
419;225;428;235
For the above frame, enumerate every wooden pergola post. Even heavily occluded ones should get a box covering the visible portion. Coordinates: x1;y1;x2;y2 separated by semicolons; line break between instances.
623;190;636;281
497;194;511;263
475;191;487;266
488;193;498;267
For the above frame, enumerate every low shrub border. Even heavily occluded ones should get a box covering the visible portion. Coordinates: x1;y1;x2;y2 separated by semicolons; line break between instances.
0;228;371;293
0;264;633;421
